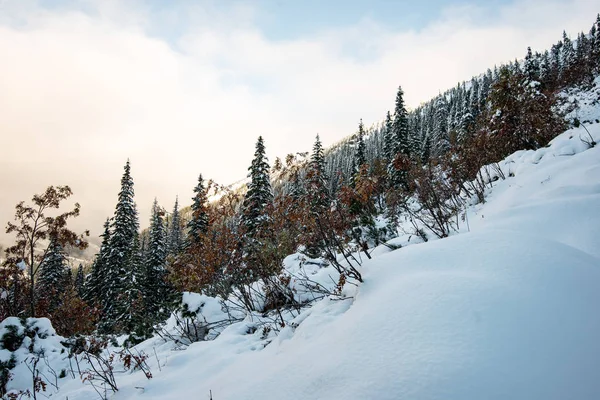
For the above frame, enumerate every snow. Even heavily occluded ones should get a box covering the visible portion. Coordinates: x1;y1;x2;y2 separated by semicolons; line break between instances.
4;86;600;399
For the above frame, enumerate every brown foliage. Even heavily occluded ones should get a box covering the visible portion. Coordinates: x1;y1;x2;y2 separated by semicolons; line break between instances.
3;186;89;317
48;285;99;337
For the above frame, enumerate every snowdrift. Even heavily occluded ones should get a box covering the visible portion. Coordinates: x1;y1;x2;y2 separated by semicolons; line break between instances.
80;124;599;400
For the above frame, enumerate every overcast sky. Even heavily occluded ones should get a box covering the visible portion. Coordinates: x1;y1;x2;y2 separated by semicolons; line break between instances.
0;0;597;245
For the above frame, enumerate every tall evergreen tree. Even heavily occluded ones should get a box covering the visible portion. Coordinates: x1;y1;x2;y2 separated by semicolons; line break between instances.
37;235;68;310
102;160;140;333
241;136;273;240
352;119;367;183
387;86;411;189
303;134;330;258
167;197;184;258
523;46;540;84
561;31;576;85
122;231;149;342
187;174;210;247
144;198;169;321
308;135;329;211
382;111;394;164
240;136;274;283
392;86;410;157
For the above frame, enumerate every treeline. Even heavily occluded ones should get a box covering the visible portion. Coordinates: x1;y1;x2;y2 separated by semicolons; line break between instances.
1;16;598;341
294;15;600;193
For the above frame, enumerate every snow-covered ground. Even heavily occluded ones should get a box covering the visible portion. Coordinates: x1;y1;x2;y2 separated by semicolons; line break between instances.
3;90;600;399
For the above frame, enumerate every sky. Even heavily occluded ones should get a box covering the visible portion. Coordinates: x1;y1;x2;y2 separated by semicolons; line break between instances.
0;0;597;248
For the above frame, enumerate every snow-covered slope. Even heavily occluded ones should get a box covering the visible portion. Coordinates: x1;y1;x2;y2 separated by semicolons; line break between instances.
47;122;600;399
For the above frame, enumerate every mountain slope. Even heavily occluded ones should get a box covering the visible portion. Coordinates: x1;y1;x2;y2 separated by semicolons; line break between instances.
55;123;600;400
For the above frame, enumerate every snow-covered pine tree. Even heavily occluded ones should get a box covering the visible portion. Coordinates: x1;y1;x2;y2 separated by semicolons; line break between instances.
382;111;394;165
144;198;169;322
122;231;150;342
302;134;331;258
458;90;474;144
308;134;330;210
561;31;576;85
167;197;184;258
352;119;367;184
387;86;411;189
186;174;210;248
37;235;68;310
431;96;450;157
524;46;540;84
241;136;273;240
392;86;410;157
240;136;274;280
101;160;140;333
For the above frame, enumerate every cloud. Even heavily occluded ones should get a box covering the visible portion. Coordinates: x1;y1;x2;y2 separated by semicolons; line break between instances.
0;0;596;244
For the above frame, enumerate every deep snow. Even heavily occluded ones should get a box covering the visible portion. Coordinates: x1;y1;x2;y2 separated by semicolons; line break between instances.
56;123;600;399
3;85;600;399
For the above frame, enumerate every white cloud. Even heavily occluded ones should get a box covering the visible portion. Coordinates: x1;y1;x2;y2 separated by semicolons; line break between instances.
0;0;596;242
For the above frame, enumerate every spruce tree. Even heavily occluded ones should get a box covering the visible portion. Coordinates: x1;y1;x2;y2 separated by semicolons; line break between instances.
241;136;273;240
102;160;140;333
122;231;149;342
388;86;411;189
144;198;169;322
240;136;273;280
382;111;394;164
37;235;68;310
523;46;540;84
167;197;184;258
352;119;367;184
392;86;410;157
303;135;332;257
561;31;576;85
186;174;209;247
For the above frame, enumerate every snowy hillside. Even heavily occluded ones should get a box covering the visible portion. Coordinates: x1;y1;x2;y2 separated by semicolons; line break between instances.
25;116;596;399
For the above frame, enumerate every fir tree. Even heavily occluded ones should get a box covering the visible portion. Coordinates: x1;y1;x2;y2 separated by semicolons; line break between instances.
392;86;410;157
352;119;367;184
561;31;576;85
523;46;540;84
382;111;394;164
241;136;273;240
144;199;169;322
167;197;184;258
240;136;273;281
304;134;330;258
187;174;210;247
37;235;68;310
102;160;140;333
122;231;149;342
388;86;411;189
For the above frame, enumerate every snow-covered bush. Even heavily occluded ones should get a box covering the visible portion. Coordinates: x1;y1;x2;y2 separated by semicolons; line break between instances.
0;317;67;397
156;293;231;349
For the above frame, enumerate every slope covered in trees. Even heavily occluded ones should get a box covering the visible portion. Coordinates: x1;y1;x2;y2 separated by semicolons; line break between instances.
1;15;599;399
